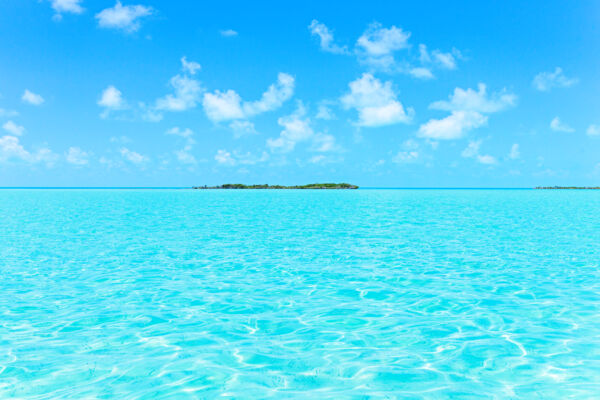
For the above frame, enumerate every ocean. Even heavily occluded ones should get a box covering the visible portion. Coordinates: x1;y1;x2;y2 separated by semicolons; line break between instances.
1;189;599;398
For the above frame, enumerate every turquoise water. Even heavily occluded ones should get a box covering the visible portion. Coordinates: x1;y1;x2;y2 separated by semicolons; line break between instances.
1;189;600;399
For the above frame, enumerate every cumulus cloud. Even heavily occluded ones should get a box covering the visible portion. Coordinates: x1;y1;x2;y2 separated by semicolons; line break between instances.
95;1;153;33
419;111;487;140
220;29;238;37
3;121;25;136
340;73;413;127
98;85;125;118
461;140;497;165
419;84;516;140
214;149;268;166
356;23;410;70
307;21;460;78
266;103;339;154
311;133;338;152
174;146;196;165
392;139;420;164
550;117;574;133
49;0;84;20
214;149;235;165
155;74;202;111
409;67;434;80
508;143;520;160
166;126;193;138
419;44;458;70
533;67;578;91
119;147;147;164
266;104;314;153
587;124;600;136
22;90;45;105
230;120;257;138
181;56;201;75
98;85;124;109
316;102;335;120
308;20;349;54
202;73;294;122
429;83;516;113
65;147;89;165
0;135;57;165
166;127;196;164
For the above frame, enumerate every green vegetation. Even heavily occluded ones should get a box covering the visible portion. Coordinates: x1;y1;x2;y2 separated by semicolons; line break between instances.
535;186;600;189
193;183;359;189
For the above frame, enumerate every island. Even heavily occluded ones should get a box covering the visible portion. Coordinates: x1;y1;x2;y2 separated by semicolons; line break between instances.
535;186;600;189
193;183;359;189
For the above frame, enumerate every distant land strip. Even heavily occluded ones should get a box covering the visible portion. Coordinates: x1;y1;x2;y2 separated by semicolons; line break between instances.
535;186;600;189
193;183;359;189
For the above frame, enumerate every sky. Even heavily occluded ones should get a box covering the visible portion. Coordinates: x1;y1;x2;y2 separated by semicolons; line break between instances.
0;0;599;187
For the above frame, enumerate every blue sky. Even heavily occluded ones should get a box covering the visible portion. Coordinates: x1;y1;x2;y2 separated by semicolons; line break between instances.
1;0;599;187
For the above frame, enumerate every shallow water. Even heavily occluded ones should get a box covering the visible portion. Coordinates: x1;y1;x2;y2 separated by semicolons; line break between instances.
1;189;600;399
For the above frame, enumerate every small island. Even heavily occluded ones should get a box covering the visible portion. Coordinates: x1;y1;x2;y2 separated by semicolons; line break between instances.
535;186;600;189
193;183;359;189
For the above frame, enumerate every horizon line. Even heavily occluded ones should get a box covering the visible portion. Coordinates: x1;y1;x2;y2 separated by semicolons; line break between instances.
0;186;538;190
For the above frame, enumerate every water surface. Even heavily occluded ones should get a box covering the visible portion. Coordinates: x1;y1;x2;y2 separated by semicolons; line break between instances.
1;189;599;398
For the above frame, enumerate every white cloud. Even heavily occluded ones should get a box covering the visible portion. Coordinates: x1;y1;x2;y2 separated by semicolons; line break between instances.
356;23;410;70
241;73;295;116
215;149;235;165
316;102;335;120
431;50;456;69
174;145;196;165
181;56;201;75
230;120;257;137
98;85;124;109
533;67;578;91
430;83;516;113
307;154;343;164
461;140;481;158
266;104;314;153
393;151;419;163
165;127;196;165
340;73;413;127
215;149;268;166
409;67;434;80
166;127;193;138
266;104;339;154
155;74;202;111
220;29;238;37
311;133;337;152
461;140;497;165
419;44;457;70
550;117;574;133
119;147;147;164
508;143;520;160
22;90;45;105
202;73;294;122
477;154;497;165
95;1;153;33
392;139;420;163
202;90;244;121
49;0;84;20
0;108;18;117
3;121;25;136
65;147;89;165
419;84;515;140
98;85;125;118
308;20;348;54
0;135;57;165
587;124;600;136
419;111;487;140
